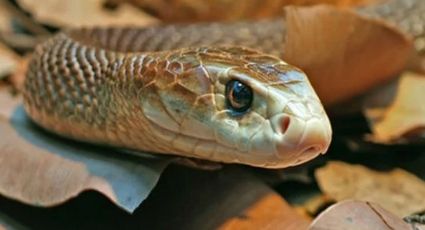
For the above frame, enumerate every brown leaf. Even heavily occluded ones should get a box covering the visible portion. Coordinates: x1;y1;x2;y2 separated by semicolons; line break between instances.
282;5;413;106
315;161;425;217
219;193;310;230
310;200;413;230
365;72;425;143
0;165;311;229
0;88;170;212
16;0;158;28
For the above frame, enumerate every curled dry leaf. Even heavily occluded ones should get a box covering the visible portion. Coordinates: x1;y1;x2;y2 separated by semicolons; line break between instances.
315;161;425;217
0;88;170;213
16;0;158;28
282;5;413;106
310;200;414;230
122;0;373;22
0;42;20;79
365;72;425;143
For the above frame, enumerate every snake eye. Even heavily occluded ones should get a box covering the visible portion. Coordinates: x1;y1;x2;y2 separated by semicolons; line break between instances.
225;80;253;115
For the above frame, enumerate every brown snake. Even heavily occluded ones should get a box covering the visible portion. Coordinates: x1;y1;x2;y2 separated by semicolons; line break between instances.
22;0;423;168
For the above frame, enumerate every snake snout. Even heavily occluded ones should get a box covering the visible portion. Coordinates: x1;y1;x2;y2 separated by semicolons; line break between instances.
297;118;331;155
272;114;332;163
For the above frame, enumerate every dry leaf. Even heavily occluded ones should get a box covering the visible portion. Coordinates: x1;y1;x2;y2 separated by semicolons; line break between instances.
358;0;425;73
0;88;170;212
0;165;311;229
282;5;413;106
310;200;415;230
122;0;374;22
139;165;311;230
315;161;425;217
365;72;425;143
219;193;310;230
16;0;158;28
0;42;19;79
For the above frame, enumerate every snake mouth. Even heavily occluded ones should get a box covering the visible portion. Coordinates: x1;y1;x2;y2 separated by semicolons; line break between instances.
271;113;332;164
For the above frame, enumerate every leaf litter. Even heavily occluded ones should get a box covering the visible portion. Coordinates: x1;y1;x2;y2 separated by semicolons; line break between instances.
315;161;425;217
310;200;421;230
365;72;425;143
282;4;413;106
0;88;171;213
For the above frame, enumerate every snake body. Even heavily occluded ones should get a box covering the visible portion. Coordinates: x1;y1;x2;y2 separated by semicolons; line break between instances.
23;0;422;168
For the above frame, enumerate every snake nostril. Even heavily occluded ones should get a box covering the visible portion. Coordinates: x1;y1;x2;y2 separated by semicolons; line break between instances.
280;116;291;134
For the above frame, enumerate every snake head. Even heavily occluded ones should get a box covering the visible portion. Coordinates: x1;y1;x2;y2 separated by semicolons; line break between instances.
142;46;332;168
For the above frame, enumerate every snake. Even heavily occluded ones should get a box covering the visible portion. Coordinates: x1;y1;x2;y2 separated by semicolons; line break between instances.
22;0;423;168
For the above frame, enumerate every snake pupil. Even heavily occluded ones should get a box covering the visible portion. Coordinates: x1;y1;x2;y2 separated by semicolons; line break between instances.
226;80;253;115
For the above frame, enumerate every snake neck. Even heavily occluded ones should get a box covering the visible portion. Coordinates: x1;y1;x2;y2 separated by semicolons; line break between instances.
24;30;231;156
24;32;175;153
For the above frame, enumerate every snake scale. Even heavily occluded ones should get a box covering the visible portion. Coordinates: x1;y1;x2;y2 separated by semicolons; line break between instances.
22;0;423;168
